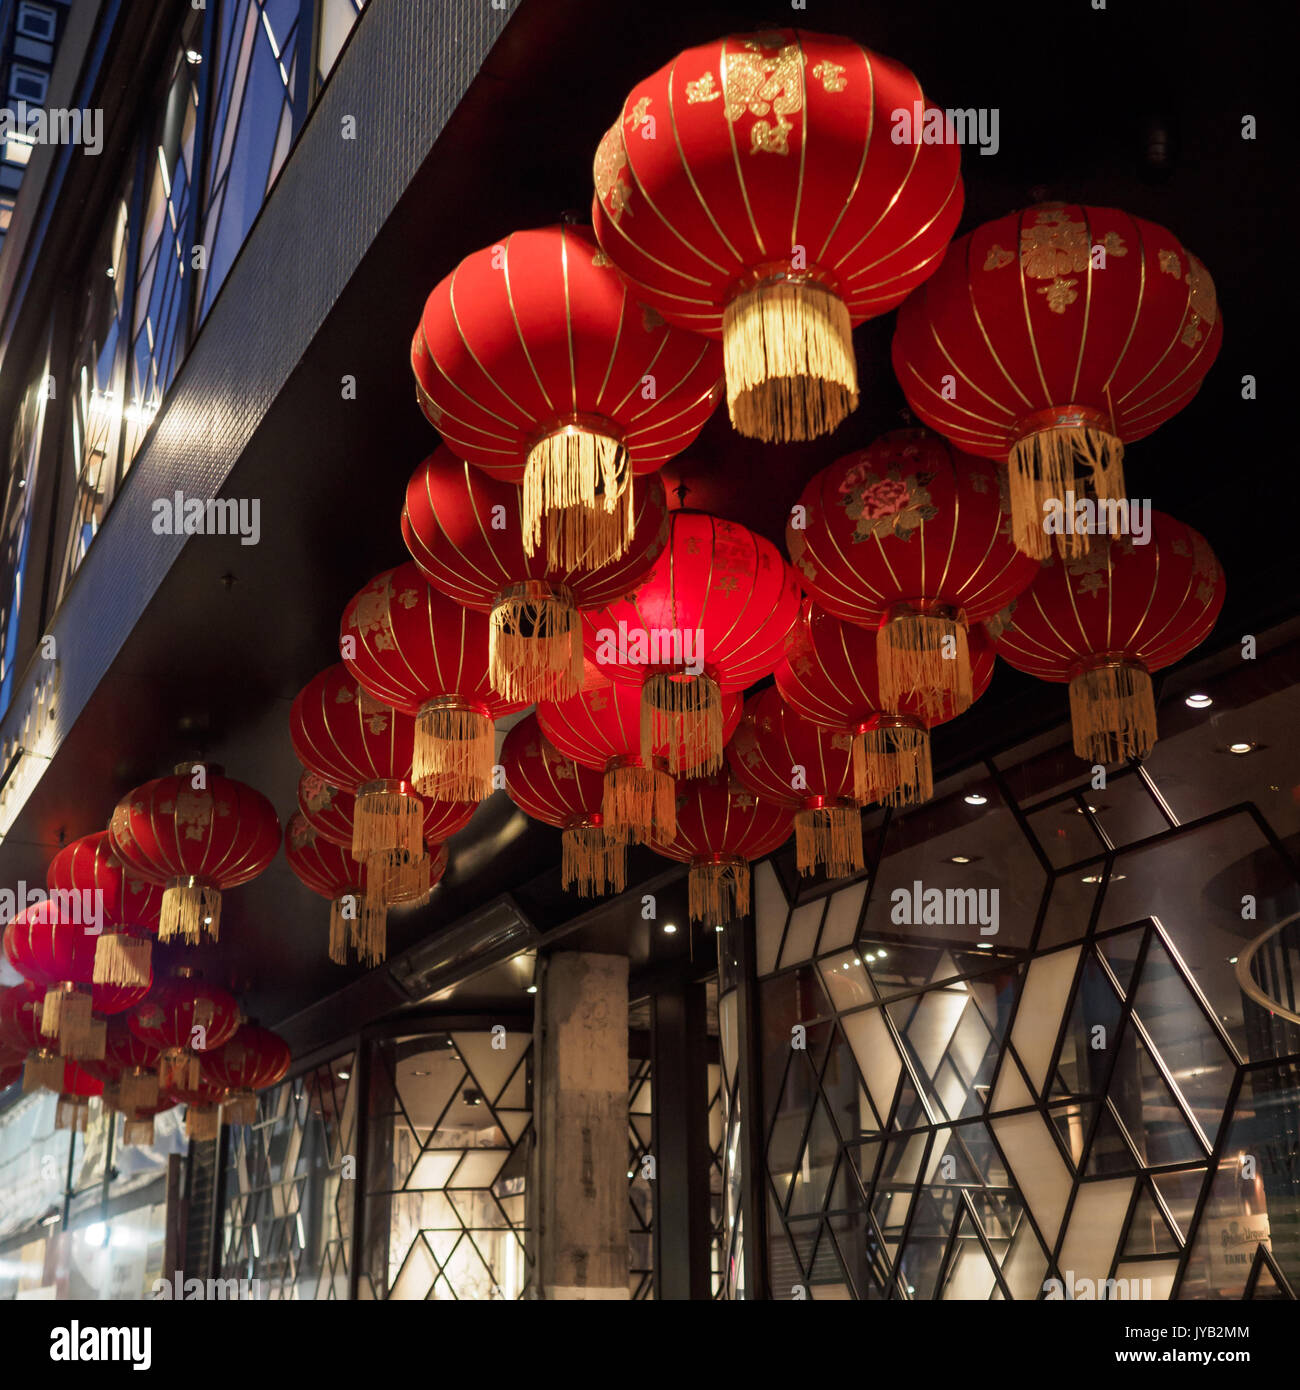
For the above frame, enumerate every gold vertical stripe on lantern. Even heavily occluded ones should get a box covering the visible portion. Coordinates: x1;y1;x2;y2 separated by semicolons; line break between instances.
523;421;633;570
351;779;426;861
41;984;93;1048
641;672;724;776
688;856;751;927
561;822;627;897
1008;420;1126;561
412;701;495;802
93;932;152;987
861;722;934;807
793;804;865;879
1068;660;1157;763
722;279;858;443
877;605;972;722
160;875;221;944
602;757;675;846
489;581;584;704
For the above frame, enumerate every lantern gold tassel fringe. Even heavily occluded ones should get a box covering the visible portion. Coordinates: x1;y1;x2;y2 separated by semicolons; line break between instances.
877;610;971;721
160;1050;201;1093
120;1069;160;1113
689;857;750;927
489;582;583;704
524;423;633;570
562;824;627;896
226;1092;258;1126
352;782;425;863
160;877;221;945
93;932;152;987
186;1107;221;1143
413;701;495;803
1008;425;1126;560
860;724;934;807
603;761;675;846
42;985;93;1048
723;279;858;443
23;1052;64;1093
1068;661;1156;763
122;1117;156;1147
56;1097;90;1133
365;851;429;908
794;805;865;879
330;889;390;966
63;1019;106;1062
641;672;724;776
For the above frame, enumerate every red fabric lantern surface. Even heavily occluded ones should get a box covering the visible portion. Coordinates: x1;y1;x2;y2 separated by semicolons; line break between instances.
592;28;962;443
891;203;1223;558
412;223;721;571
787;429;1036;720
78;1016;163;1113
129;972;239;1092
108;761;281;946
290;665;469;902
652;768;793;926
3;903;149;1056
0;980;62;1091
202;1023;291;1125
501;712;625;897
401;447;670;704
989;511;1225;763
727;687;864;879
341;562;523;803
47;832;162;988
538;663;742;846
296;767;469;861
777;600;996;805
585;509;801;778
170;1075;228;1143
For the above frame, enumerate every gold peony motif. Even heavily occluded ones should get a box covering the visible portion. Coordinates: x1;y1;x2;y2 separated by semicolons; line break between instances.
839;467;938;543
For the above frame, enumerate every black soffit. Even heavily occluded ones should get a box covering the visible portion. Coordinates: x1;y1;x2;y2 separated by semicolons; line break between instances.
0;0;1285;1038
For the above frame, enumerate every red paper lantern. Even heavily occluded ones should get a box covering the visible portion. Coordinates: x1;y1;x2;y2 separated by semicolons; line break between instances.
170;1075;228;1143
129;971;240;1092
108;761;281;946
341;562;523;803
585;509;801;778
3;903;149;1056
0;980;63;1092
727;687;864;878
412;223;721;569
891;203;1223;558
290;665;465;902
501;712;625;896
652;769;793;925
592;28;962;441
78;1016;163;1114
777;600;996;804
201;1022;291;1125
538;663;742;845
402;447;670;703
296;769;356;847
787;429;1036;719
47;832;162;987
989;512;1225;762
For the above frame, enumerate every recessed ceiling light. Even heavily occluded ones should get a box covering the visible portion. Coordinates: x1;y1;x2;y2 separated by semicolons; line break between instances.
663;922;677;934
949;855;973;864
1228;956;1238;965
1228;742;1255;755
525;984;538;994
715;924;724;933
976;943;992;950
964;794;988;806
1185;693;1213;709
337;1070;350;1080
875;949;887;959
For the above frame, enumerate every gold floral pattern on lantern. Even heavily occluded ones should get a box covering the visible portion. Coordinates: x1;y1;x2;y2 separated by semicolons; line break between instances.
593;124;631;221
837;465;939;543
686;72;720;103
175;787;214;840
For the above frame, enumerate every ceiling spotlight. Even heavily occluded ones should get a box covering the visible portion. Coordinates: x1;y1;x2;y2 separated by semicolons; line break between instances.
525;983;537;994
715;924;724;933
976;942;992;950
963;794;988;806
186;48;203;64
663;922;678;934
876;949;887;959
1228;956;1238;965
1228;742;1255;755
949;855;973;865
337;1070;350;1080
106;265;115;279
1185;693;1213;709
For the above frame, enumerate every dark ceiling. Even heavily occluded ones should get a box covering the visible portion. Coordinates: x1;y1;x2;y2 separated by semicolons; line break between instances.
0;0;1286;1048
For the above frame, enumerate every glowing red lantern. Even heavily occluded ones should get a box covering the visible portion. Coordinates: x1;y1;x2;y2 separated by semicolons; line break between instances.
652;769;793;925
501;712;625;896
0;980;63;1091
538;663;742;845
202;1023;291;1125
989;512;1224;762
777;600;996;804
47;832;162;986
296;769;356;847
892;203;1223;558
129;971;239;1092
171;1075;228;1142
401;447;669;703
412;222;721;569
586;510;801;777
592;28;962;442
108;761;280;945
727;687;863;878
78;1016;162;1113
787;429;1035;719
341;563;522;803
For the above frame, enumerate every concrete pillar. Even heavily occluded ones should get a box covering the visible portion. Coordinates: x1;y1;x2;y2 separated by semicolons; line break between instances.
535;951;629;1299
